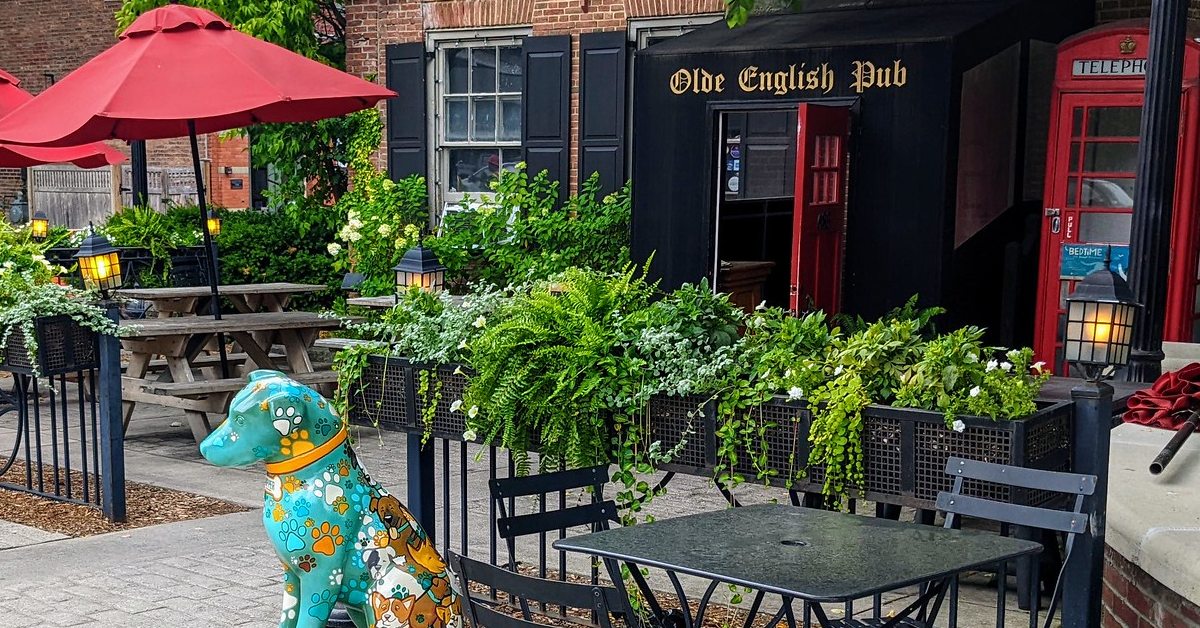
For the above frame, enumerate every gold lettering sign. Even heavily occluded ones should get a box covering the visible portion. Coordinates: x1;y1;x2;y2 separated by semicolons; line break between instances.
668;60;909;96
670;68;725;94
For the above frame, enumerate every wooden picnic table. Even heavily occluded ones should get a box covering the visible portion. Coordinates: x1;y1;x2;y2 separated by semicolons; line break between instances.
119;311;348;444
116;282;325;316
347;294;465;310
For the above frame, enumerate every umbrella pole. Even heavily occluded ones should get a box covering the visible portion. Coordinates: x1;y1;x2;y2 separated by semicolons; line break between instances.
188;120;230;379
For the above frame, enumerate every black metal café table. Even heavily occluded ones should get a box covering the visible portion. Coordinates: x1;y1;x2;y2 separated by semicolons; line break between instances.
554;504;1042;628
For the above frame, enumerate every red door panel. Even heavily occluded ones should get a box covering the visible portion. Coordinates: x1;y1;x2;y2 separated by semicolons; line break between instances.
790;103;851;314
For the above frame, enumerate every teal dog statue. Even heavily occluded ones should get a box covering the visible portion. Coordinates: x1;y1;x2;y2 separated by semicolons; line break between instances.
199;370;462;628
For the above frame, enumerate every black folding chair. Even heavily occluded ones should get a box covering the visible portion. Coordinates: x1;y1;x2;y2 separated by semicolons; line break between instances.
490;466;665;626
450;551;637;628
935;457;1096;628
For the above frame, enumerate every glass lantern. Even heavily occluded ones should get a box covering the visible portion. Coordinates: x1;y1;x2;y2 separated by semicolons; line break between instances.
206;209;221;237
74;230;123;294
394;242;446;298
29;209;49;242
1063;256;1141;381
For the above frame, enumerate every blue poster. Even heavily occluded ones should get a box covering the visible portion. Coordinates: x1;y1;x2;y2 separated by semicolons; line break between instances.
1060;244;1130;280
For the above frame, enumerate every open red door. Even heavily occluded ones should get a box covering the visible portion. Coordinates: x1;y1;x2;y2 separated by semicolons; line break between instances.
790;103;852;314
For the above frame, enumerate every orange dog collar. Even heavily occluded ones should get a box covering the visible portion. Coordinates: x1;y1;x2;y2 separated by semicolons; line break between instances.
265;427;348;475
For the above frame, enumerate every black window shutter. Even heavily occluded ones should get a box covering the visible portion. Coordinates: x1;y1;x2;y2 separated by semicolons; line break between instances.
385;42;427;182
578;32;627;196
521;35;571;203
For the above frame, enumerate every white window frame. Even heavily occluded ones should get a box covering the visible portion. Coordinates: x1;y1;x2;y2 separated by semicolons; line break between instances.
426;27;531;218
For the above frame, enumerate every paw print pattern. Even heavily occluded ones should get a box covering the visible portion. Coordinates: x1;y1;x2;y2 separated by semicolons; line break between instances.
311;522;345;556
277;520;306;552
315;416;332;437
273;405;304;436
280;428;313;456
331;496;349;515
271;503;287;523
342;573;371;605
312;472;344;505
329;569;344;587
337;460;350;477
282;476;305;493
296;554;317;572
308;590;336;619
292;498;311;518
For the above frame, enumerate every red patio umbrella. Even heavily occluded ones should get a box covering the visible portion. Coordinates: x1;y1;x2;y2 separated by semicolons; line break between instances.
0;70;124;168
0;1;394;376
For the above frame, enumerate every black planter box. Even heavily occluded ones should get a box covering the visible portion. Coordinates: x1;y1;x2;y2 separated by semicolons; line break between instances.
346;355;472;440
729;396;809;486
792;402;1073;510
0;315;99;376
639;393;718;475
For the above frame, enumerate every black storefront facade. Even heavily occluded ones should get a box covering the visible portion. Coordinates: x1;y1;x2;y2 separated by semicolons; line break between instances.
631;0;1093;339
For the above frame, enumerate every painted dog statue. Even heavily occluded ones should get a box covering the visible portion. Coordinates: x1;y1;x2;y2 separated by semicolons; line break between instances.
199;370;462;628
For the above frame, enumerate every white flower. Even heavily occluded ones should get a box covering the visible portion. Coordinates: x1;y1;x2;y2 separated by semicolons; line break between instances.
472;316;487;328
453;366;464;375
969;386;981;398
378;224;392;236
326;242;342;256
467;405;479;419
787;387;804;401
348;218;364;229
1032;361;1046;374
834;365;844;376
985;360;998;372
449;399;463;413
31;254;45;262
347;230;363;243
965;352;979;363
952;420;966;433
1000;362;1012;372
1;261;12;269
457;339;468;350
755;300;767;311
462;429;478;442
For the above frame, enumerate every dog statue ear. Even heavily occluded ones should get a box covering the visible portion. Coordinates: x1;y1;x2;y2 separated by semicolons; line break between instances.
247;369;285;383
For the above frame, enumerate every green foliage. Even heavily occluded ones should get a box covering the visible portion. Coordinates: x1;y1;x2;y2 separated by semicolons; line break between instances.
0;222;71;281
0;268;119;376
328;110;429;297
462;266;654;474
215;208;340;309
723;0;804;28
115;0;358;238
101;205;201;270
425;167;631;290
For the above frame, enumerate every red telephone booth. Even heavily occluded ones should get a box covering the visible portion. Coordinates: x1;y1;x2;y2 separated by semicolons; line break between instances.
1034;21;1200;373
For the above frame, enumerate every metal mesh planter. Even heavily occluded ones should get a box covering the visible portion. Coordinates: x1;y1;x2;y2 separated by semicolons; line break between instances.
346;355;414;432
794;401;1073;509
0;315;99;376
641;393;717;474
730;397;809;486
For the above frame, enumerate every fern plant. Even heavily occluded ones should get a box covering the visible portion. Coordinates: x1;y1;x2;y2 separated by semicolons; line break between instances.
462;266;654;473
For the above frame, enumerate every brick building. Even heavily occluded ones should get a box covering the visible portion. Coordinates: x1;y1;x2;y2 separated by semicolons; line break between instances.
0;0;252;217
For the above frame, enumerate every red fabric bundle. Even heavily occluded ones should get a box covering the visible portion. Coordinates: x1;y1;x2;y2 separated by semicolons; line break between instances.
1124;363;1200;429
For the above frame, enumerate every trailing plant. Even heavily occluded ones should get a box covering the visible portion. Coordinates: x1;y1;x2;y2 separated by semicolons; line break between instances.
426;167;631;290
894;328;1050;429
415;368;444;444
0;223;71;281
0;268;120;376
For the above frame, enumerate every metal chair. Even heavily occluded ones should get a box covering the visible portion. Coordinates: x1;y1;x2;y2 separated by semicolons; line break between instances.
450;551;635;628
935;457;1096;628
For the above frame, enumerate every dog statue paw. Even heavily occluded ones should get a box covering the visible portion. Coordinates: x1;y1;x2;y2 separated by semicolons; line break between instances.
200;370;462;628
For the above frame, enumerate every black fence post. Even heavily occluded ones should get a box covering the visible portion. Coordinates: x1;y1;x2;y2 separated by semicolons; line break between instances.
97;302;126;522
1062;381;1114;628
407;432;436;538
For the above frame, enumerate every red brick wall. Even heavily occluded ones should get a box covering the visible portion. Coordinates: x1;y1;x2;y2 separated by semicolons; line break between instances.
346;0;724;190
0;0;250;213
1103;546;1200;628
208;135;252;209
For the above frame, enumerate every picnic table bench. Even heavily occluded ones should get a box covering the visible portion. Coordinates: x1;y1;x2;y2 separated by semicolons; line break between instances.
120;311;350;444
117;282;326;316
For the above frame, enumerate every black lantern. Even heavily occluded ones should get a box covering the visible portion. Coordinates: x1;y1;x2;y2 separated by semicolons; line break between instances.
394;241;445;298
1064;251;1141;381
29;208;49;242
74;228;122;294
206;209;221;237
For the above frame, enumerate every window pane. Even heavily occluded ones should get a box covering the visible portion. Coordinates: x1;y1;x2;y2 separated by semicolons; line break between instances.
1080;177;1135;208
1086;106;1141;137
445;97;468;141
1079;212;1132;244
500;97;522;141
472;97;497;141
446;48;469;94
1082;142;1138;173
501;148;522;171
499;46;522;92
449;148;502;193
1071;107;1083;137
1067;177;1078;206
472;47;496;93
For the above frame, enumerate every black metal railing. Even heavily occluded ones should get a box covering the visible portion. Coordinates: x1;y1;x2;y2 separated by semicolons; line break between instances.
0;310;126;521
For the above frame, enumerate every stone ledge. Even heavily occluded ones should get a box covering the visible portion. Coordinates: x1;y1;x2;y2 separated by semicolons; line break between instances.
1107;423;1200;608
